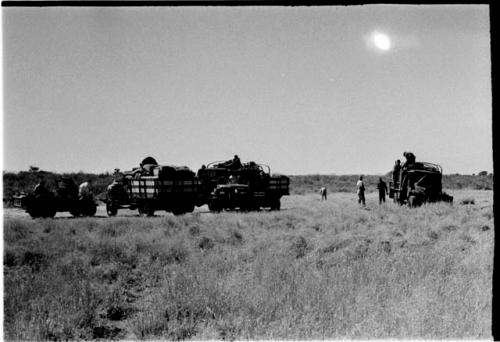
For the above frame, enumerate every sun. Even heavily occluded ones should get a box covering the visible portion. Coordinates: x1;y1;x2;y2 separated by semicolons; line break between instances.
372;32;391;51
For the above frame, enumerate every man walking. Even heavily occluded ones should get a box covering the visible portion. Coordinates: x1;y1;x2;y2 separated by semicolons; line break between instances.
377;178;388;204
356;176;366;206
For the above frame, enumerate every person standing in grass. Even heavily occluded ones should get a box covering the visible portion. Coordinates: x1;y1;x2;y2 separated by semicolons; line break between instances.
356;176;366;206
377;178;388;204
319;187;327;200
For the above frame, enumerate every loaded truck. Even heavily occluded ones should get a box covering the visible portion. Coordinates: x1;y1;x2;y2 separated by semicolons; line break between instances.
13;177;97;218
196;160;290;212
105;157;290;216
105;165;199;216
389;155;453;207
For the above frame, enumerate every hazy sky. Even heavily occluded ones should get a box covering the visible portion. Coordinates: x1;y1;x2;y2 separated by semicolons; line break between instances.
2;5;491;175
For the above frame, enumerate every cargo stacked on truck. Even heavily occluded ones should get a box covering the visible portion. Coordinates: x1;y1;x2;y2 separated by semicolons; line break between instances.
196;157;290;212
106;157;199;216
389;152;453;207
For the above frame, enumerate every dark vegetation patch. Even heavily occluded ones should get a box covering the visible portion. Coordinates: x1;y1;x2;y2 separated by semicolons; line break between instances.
459;198;475;205
289;236;310;258
198;236;215;250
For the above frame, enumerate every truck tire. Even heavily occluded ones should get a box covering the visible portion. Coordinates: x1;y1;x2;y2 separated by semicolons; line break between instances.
70;209;81;217
106;203;118;216
140;203;154;217
208;201;221;213
172;209;185;216
270;198;281;211
408;195;419;208
85;204;97;217
27;205;42;218
43;207;56;218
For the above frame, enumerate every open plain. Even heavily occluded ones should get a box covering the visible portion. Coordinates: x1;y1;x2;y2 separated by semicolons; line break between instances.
3;189;493;340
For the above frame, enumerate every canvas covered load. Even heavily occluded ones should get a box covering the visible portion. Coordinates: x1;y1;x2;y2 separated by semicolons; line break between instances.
152;165;195;180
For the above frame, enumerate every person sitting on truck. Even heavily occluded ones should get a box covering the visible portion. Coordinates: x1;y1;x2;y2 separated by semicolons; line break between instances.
402;152;416;168
232;155;242;169
107;179;128;202
78;181;91;198
197;164;207;177
34;181;49;197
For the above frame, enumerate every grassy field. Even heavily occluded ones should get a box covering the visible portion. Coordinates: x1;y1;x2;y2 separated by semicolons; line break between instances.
3;190;493;340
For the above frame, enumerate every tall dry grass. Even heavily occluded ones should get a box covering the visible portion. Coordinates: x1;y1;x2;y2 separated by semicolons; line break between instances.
3;190;493;340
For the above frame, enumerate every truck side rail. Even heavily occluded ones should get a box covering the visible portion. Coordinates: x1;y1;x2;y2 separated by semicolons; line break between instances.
127;177;199;199
268;176;290;195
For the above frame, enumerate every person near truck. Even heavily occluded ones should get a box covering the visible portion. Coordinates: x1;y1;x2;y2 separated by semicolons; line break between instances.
393;159;401;185
356;176;366;206
377;178;388;204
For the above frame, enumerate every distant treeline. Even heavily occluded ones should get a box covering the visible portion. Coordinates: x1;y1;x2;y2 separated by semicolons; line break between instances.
2;171;493;204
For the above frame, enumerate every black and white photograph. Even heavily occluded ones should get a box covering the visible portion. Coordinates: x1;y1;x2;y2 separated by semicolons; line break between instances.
2;4;493;340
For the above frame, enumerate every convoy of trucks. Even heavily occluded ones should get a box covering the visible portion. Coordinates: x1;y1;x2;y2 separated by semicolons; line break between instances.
12;152;454;217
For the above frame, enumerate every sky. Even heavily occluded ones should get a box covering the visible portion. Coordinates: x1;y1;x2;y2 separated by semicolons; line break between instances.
2;5;492;175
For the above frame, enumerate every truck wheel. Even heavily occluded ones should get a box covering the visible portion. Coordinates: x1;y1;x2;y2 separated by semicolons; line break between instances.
141;203;154;217
408;195;419;208
208;202;221;213
106;203;118;216
86;204;97;217
39;202;56;218
27;205;42;218
270;199;281;211
172;209;185;216
44;207;56;218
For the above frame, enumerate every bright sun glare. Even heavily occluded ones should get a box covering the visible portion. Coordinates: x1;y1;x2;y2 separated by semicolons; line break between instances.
372;32;391;51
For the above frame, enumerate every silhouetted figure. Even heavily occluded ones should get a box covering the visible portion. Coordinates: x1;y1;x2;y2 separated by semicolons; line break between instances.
356;176;366;206
402;152;416;168
393;159;401;185
107;179;128;202
319;187;327;200
232;155;242;169
34;181;49;197
377;178;388;204
79;181;91;198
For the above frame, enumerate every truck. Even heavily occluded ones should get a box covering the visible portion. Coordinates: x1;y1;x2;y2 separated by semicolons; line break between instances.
13;177;97;218
196;160;290;212
105;165;199;216
389;160;453;207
